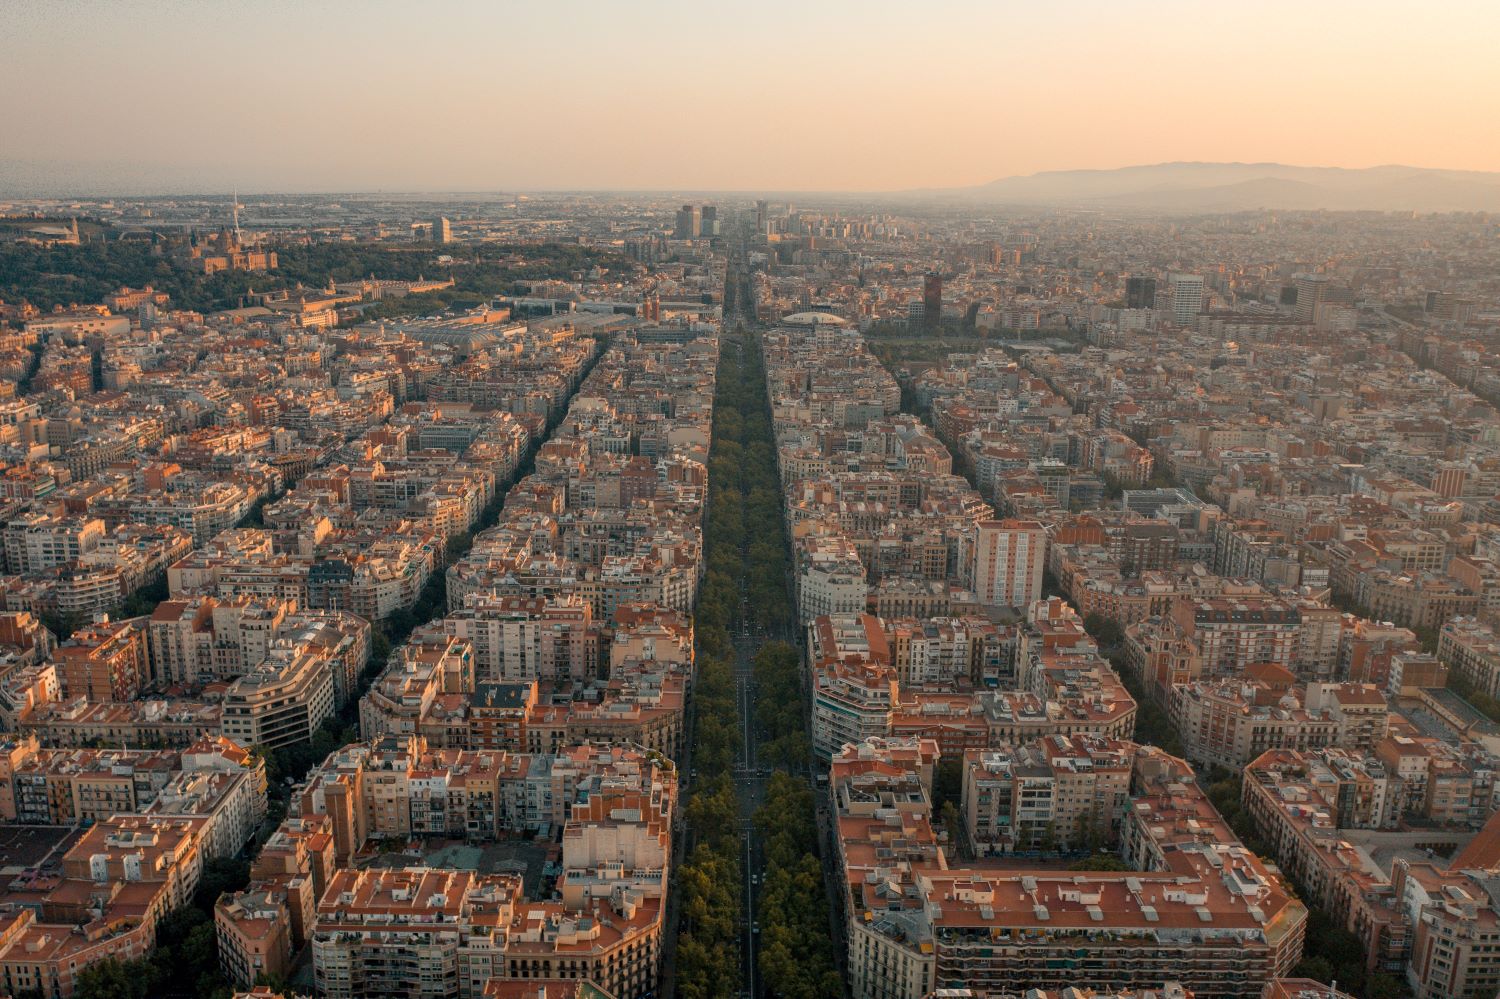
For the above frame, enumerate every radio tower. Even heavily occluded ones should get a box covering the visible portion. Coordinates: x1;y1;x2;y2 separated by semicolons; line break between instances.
232;189;241;242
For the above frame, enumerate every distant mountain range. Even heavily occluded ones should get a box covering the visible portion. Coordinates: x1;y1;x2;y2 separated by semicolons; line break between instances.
5;158;1500;210
940;162;1500;212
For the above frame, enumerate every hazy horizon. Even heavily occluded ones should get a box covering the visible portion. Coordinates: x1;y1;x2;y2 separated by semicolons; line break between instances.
4;0;1500;196
4;159;1500;201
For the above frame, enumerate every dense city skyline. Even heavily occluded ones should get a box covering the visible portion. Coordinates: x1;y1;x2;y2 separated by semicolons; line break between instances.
4;0;1500;194
1;186;1498;999
8;5;1500;999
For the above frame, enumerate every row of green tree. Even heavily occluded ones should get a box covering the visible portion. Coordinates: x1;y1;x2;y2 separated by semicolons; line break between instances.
752;774;844;999
725;331;844;998
1074;612;1189;758
673;331;759;999
752;642;810;768
705;335;794;635
1093;647;1187;759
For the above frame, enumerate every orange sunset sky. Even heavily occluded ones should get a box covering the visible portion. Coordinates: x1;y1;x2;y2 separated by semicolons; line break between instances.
3;0;1498;193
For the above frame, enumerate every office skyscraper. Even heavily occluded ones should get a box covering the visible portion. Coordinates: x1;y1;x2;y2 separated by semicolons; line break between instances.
923;272;943;330
1167;273;1204;326
674;204;701;239
1294;274;1329;323
1126;276;1156;310
433;216;451;244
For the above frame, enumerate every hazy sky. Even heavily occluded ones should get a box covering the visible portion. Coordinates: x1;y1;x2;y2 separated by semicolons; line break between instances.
4;0;1499;194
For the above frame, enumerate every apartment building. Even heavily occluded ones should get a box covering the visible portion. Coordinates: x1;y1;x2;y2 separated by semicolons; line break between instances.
0;814;210;999
146;595;370;701
797;598;1135;761
1169;671;1389;771
215;887;294;989
359;631;475;741
1438;616;1500;698
2;512;105;574
102;479;257;545
797;534;869;623
18;697;222;750
813;655;900;760
358;612;685;761
1242;749;1411;973
242;739;677;999
0;736;262;839
832;738;1305;999
220;638;338;750
3;744;179;825
143;766;268;861
962;734;1132;854
1393;822;1500;999
312;868;517;999
968;518;1046;611
563;666;687;762
1170;596;1301;676
883;616;1010;686
450;594;600;683
51;617;148;703
1303;682;1390;752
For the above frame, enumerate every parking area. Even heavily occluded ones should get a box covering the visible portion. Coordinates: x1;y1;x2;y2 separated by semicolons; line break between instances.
0;824;85;877
362;837;560;898
1335;828;1463;877
1367;843;1453;875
